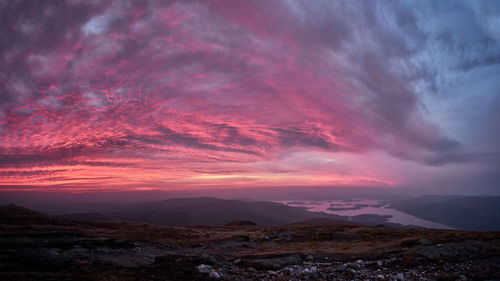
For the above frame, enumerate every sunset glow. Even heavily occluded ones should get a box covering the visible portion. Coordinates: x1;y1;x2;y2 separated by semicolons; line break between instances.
1;1;499;194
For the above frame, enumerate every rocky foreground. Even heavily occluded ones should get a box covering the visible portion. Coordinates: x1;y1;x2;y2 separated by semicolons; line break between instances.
1;205;499;280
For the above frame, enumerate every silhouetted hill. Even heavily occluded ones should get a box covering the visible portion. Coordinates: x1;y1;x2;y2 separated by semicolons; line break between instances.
391;196;500;230
109;197;349;226
0;204;62;225
58;212;120;222
390;195;465;206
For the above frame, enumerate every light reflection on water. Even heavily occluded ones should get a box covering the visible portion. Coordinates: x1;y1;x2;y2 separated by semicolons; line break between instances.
275;199;452;229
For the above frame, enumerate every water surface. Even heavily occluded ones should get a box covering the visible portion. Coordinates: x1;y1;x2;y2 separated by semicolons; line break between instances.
276;199;451;229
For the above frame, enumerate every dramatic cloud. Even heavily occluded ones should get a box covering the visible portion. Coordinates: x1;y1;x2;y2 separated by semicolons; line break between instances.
1;0;499;192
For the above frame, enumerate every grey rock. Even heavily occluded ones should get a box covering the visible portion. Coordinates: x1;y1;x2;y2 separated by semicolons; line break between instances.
302;266;318;276
259;235;271;241
209;270;221;279
197;264;212;274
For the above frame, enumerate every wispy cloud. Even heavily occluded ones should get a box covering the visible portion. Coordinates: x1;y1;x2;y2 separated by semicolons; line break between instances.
1;0;499;191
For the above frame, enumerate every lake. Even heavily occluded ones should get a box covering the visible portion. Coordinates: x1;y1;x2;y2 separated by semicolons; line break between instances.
275;199;452;229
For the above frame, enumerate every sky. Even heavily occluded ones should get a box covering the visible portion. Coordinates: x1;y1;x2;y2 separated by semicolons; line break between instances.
1;0;499;195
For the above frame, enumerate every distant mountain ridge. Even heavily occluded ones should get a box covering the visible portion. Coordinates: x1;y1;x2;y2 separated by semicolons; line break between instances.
4;197;418;227
391;195;500;230
4;195;500;230
0;199;358;227
108;197;350;226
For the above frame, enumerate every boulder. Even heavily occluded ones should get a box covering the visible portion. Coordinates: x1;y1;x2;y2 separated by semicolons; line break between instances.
197;264;212;274
209;270;221;279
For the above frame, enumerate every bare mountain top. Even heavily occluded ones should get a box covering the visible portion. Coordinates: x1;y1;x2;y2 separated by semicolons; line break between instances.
1;204;499;280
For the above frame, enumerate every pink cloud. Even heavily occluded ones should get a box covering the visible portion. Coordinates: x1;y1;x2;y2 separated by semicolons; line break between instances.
0;0;494;192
